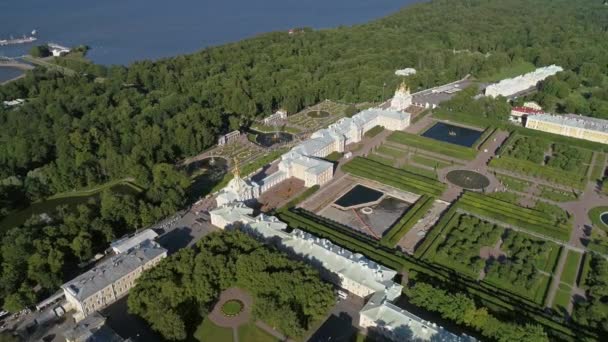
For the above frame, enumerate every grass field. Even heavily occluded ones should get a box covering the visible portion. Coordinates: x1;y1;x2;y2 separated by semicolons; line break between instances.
552;283;572;313
496;174;531;192
538;185;578;202
194;318;233;342
239;322;279;342
400;164;437;179
560;250;582;286
377;145;404;159
579;253;593;288
588;206;608;233
411;154;451;169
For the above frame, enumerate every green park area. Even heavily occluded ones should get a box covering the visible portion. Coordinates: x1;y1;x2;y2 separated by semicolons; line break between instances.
195;318;234;342
129;231;334;341
342;157;445;196
421;212;560;305
491;133;594;189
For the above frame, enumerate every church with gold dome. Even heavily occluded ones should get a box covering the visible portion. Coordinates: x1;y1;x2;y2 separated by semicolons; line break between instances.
390;81;413;111
215;159;261;207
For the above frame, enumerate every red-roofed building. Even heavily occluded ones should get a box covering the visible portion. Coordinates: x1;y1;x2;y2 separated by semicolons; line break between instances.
510;105;545;124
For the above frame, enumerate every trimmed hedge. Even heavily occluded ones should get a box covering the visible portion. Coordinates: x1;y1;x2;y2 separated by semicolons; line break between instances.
590;152;607;182
458;192;572;241
381;195;434;247
490;156;587;189
364;125;384;138
388;131;477;160
560;250;582;286
276;208;596;341
342;157;445;196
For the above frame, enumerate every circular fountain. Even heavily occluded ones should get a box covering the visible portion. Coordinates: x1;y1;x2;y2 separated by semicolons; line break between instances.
446;170;490;190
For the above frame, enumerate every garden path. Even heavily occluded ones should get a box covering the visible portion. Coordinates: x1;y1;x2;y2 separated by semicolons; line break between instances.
544;247;569;309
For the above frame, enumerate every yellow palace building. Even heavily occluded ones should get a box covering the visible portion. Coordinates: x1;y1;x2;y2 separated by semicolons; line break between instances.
525;113;608;145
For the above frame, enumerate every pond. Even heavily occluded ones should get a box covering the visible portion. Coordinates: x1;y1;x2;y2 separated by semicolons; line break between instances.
255;132;293;147
421;122;483;147
0;183;141;232
446;170;490;190
183;156;228;177
334;185;384;209
601;212;608;226
187;157;229;199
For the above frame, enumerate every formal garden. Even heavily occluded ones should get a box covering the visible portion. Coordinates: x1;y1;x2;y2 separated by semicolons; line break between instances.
490;133;595;189
342;157;446;196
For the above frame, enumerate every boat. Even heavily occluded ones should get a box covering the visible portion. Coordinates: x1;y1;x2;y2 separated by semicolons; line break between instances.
0;34;38;47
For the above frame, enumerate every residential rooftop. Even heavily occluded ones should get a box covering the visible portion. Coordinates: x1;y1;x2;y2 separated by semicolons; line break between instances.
62;240;167;301
529;113;608;133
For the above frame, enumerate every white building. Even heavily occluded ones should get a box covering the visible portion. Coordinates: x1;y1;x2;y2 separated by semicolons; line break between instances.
2;98;24;107
109;229;158;254
258;108;411;189
218;130;241;146
395;68;417;77
526;113;608;144
48;43;71;57
485;65;563;98
210;203;400;298
359;291;474;342
215;162;261;206
62;240;167;321
262;109;288;125
390;82;413;111
209;202;473;341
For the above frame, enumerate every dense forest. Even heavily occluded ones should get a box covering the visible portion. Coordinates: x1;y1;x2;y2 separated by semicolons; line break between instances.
127;230;335;340
0;0;607;314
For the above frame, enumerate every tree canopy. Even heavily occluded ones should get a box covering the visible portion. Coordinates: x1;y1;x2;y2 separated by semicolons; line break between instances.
127;230;335;340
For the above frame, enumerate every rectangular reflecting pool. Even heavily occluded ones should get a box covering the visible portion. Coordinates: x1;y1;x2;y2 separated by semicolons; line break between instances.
334;185;384;209
421;122;483;147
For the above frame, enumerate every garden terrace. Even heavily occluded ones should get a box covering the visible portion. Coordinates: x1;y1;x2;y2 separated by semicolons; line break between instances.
490;156;588;189
492;133;594;189
387;131;478;160
457;192;572;241
277;208;597;341
483;229;561;305
341;157;445;196
424;214;504;279
380;195;435;247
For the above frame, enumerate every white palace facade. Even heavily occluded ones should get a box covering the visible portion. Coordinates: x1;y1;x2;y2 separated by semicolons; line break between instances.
209;202;473;341
214;91;411;207
485;65;563;98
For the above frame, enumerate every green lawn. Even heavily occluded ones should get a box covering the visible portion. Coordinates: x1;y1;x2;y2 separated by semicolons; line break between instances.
222;300;244;316
411;154;451;169
552;283;572;313
367;153;395;167
325;151;344;162
377;145;404;159
364;125;384;138
400;164;437;179
239;322;279;342
579;253;593;288
560;250;582;286
588;206;608;233
194;318;233;342
496;174;531;192
538;185;578;202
